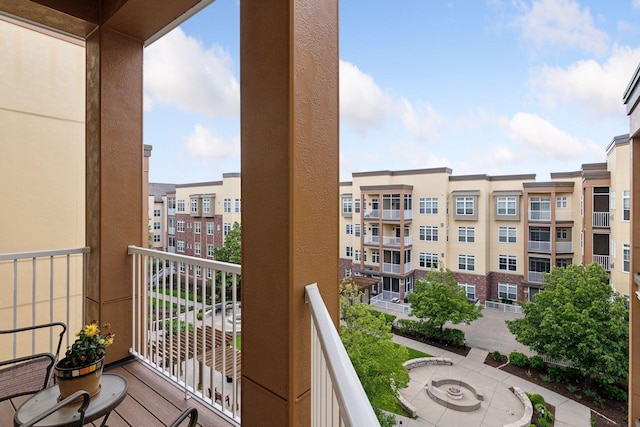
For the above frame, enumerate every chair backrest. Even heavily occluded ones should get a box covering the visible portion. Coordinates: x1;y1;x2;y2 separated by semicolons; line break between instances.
0;322;66;402
168;407;198;427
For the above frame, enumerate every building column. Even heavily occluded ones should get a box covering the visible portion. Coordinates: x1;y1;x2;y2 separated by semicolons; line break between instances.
630;135;640;424
240;1;339;425
85;26;144;362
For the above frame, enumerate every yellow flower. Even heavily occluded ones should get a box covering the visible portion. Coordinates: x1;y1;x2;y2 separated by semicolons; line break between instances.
84;323;98;337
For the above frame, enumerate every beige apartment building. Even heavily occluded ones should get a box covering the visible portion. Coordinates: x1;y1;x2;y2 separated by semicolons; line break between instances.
339;135;631;304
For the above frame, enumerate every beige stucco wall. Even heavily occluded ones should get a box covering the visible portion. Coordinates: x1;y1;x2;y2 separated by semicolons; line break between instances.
608;141;632;296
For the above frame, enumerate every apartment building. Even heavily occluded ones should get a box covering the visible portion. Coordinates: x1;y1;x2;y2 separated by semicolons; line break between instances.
148;182;176;250
339;136;631;304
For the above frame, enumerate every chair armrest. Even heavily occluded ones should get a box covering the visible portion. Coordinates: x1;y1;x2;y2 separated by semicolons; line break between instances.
0;322;67;359
167;407;198;427
18;390;90;427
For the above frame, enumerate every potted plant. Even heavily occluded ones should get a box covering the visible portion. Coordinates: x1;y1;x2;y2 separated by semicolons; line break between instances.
54;321;115;400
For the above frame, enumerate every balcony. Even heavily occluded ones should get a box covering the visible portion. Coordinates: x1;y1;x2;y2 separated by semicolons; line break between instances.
528;271;545;283
1;247;377;427
528;241;551;253
592;212;610;228
169;226;176;235
363;235;380;245
381;209;412;220
381;236;412;247
556;241;573;253
382;262;412;274
363;209;379;219
168;208;176;216
593;254;611;271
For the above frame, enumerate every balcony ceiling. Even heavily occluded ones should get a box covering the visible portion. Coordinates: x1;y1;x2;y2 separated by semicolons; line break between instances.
0;0;214;44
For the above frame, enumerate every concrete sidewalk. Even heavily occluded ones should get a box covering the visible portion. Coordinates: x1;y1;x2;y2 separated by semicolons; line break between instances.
392;336;591;427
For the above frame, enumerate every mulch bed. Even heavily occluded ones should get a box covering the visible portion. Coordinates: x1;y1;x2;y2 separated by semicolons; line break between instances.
484;354;626;426
393;329;471;357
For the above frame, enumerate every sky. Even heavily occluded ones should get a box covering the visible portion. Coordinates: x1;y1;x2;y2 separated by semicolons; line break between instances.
143;0;640;184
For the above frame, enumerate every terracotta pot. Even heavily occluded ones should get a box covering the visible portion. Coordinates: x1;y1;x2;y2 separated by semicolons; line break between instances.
54;357;104;400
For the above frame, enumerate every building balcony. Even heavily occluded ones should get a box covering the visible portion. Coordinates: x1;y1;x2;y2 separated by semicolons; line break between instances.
529;211;551;221
593;254;611;271
168;226;176;235
363;235;380;245
528;240;551;253
382;209;412;221
382;262;412;274
592;212;610;228
363;209;379;219
381;236;412;247
556;241;573;253
1;247;377;427
168;208;176;216
528;271;546;283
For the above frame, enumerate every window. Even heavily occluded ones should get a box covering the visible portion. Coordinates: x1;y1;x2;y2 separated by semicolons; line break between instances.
345;268;352;278
497;196;517;215
207;223;214;235
419;252;438;268
207;268;213;279
458;226;475;243
498;283;517;301
345;224;353;235
458;283;476;301
499;255;517;271
191;198;198;214
556;196;567;208
153;235;161;243
354;199;361;213
556;228;568;240
623;244;630;273
179;262;185;273
194;222;201;234
177;199;185;212
354;224;361;237
354;249;361;261
342;198;352;214
235;198;241;213
177;221;185;232
177;240;185;252
529;227;550;242
372;251;380;264
195;265;201;277
168;218;175;228
195;243;201;256
458;254;475;271
456;197;474;215
556;258;571;268
154;209;161;217
623;190;630;221
529;197;551;220
345;246;353;257
168;198;176;209
419;225;438;241
498;227;516;243
203;199;211;214
207;245;214;257
153;222;161;230
419;197;438;214
223;198;231;213
580;195;584;217
223;223;231;236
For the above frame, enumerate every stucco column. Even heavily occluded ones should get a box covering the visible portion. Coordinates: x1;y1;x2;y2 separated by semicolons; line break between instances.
86;26;143;362
630;135;640;424
240;1;339;425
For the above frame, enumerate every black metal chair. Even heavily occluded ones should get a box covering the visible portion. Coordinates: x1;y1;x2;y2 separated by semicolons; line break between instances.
167;407;198;427
18;390;90;427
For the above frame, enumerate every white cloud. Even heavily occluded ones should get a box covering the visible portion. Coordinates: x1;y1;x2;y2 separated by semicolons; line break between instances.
144;27;239;117
184;124;239;160
399;98;444;141
503;112;588;159
339;60;394;133
634;0;640;9
531;45;640;117
388;141;451;169
517;0;609;55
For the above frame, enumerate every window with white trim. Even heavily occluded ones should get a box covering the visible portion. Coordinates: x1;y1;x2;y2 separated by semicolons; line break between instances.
177;199;185;212
529;197;551;220
195;265;201;277
207;268;213;279
458;254;475;271
419;252;438;268
177;221;185;232
498;283;517;301
207;223;214;235
623;244;630;273
177;240;185;252
372;250;380;264
345;268;352;277
354;249;361;261
497;196;517;215
498;226;516;243
223;198;231;213
154;209;161;217
499;255;517;271
153;235;161;243
623;190;630;221
342;198;352;214
203;199;211;214
223;223;231;236
179;262;185;273
456;197;474;215
458;283;476;300
195;243;201;256
191;198;199;214
354;199;361;213
345;224;353;235
154;222;161;230
458;226;475;243
194;222;201;234
556;196;567;208
419;225;438;241
207;245;214;257
346;246;353;257
168;198;176;209
580;195;584;217
419;197;438;214
354;224;361;237
235;198;241;213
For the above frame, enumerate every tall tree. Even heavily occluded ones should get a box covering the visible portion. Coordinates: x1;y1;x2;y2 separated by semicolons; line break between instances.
408;267;482;332
340;280;409;427
507;263;628;385
213;222;242;300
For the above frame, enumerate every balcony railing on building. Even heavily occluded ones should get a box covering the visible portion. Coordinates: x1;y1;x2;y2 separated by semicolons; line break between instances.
528;271;545;283
529;211;551;221
528;240;551;253
592;254;611;271
168;226;176;235
556;241;573;253
168;208;176;216
592;212;610;228
363;209;379;219
2;246;374;426
382;262;412;274
381;236;412;246
363;235;380;245
381;209;412;220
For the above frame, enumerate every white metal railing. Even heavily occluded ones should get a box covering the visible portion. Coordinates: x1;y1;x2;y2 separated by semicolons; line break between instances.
556;241;573;253
363;235;380;245
363;210;379;219
528;271;545;283
168;208;176;216
168;227;175;235
404;210;413;220
382;263;400;274
529;211;551;221
541;355;573;368
306;283;380;427
381;236;412;246
592;212;610;228
485;300;523;314
593;254;611;271
128;246;241;425
528;241;551;253
404;262;412;273
370;294;411;313
0;247;89;360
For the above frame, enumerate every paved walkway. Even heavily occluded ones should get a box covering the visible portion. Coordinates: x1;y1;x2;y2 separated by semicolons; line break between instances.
391;336;591;427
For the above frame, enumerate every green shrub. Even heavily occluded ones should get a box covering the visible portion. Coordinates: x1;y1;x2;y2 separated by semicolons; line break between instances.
509;351;529;368
584;389;598;400
527;393;545;407
377;311;397;325
567;384;579;394
540;374;552;382
537;418;549;427
547;366;570;383
529;355;546;371
602;384;627;402
492;350;503;361
441;328;464;346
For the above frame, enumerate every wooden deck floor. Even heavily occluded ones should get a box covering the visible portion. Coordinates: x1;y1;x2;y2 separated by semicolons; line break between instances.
2;360;235;427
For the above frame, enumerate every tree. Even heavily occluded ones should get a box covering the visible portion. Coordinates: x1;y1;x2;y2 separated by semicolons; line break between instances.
213;222;242;300
340;280;409;426
408;267;482;333
506;263;628;385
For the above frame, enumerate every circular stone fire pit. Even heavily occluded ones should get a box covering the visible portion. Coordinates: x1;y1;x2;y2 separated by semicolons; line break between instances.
446;386;463;400
427;379;483;412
